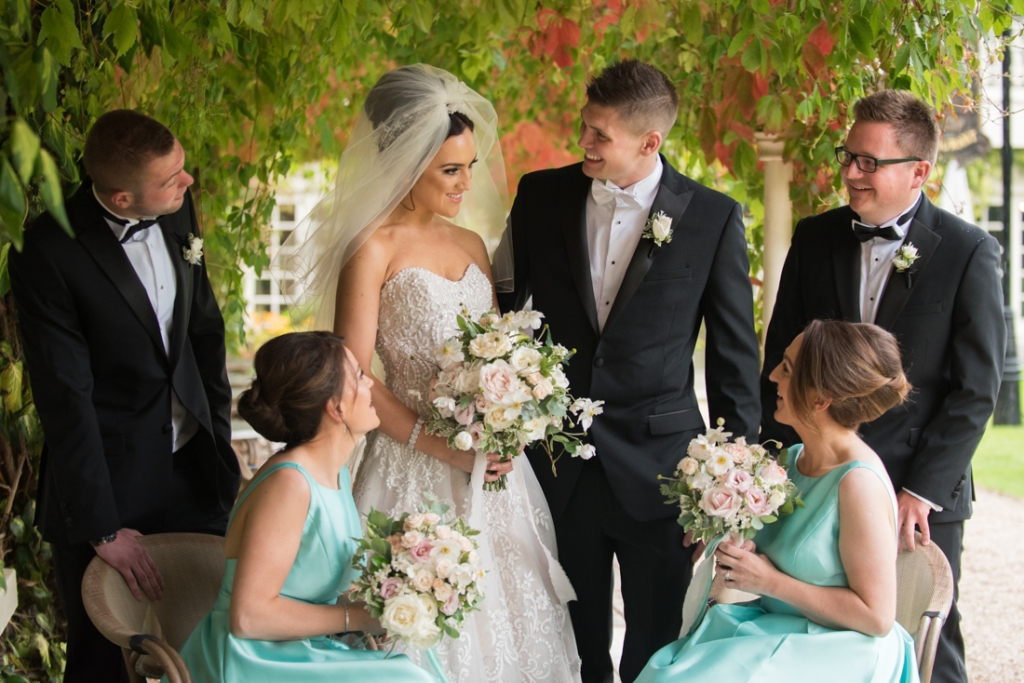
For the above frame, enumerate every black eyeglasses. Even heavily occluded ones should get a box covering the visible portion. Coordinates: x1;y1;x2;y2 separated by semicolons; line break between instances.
835;147;922;173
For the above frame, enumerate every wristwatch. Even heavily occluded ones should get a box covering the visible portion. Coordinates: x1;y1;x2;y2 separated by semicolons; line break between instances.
90;532;118;547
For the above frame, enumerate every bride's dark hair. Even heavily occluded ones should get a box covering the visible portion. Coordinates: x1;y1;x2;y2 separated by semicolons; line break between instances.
789;320;911;430
237;332;348;448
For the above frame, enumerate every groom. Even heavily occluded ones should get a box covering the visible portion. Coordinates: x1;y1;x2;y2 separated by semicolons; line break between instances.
499;60;761;683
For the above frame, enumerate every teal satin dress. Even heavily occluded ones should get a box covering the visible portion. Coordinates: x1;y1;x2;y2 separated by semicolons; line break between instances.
169;462;436;683
638;446;920;683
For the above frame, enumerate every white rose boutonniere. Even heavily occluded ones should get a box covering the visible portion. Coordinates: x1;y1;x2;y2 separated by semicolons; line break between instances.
892;242;919;273
182;233;204;265
642;211;673;247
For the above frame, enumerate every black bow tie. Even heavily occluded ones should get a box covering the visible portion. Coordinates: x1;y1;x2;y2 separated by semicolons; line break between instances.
852;222;901;242
97;204;159;243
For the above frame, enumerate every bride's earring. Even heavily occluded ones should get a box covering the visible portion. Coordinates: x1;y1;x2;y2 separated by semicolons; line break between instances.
400;192;415;212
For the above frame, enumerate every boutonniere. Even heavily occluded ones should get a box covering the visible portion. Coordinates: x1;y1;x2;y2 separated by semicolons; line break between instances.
892;242;919;287
182;233;204;265
642;211;673;247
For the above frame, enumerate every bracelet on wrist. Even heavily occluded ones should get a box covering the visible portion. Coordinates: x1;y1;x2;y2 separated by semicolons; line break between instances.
407;417;424;450
90;531;118;548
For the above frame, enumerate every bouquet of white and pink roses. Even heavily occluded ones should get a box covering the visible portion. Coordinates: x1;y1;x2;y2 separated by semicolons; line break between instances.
349;496;485;651
660;420;803;545
426;308;604;491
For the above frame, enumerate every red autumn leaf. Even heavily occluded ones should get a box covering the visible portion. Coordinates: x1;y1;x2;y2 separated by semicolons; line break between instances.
801;42;825;77
594;14;619;34
808;21;834;57
751;71;769;101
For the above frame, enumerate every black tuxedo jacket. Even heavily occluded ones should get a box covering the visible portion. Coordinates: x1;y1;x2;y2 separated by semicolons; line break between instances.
500;159;761;522
10;179;239;545
761;196;1005;523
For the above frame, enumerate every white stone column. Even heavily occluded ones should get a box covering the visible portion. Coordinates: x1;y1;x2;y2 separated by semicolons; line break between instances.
754;133;793;342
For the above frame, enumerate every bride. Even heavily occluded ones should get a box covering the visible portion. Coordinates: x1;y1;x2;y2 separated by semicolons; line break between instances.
286;65;582;683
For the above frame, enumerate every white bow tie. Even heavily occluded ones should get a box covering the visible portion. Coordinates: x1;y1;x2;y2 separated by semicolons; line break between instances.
591;181;643;209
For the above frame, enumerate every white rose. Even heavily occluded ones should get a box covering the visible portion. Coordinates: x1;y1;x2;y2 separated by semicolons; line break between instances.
434;558;454;579
453;431;474;451
485;404;521;431
433;582;454;603
469;332;512;360
467;550;479;565
458;536;474;552
549;366;569;389
521;417;548;444
768;489;787;507
401;530;423;547
412;569;435;592
651;212;672;241
678;457;699;476
479;360;521;404
381;594;441;651
689;470;714;490
454;364;481;394
435;524;452;539
510;346;543;375
576;443;597;460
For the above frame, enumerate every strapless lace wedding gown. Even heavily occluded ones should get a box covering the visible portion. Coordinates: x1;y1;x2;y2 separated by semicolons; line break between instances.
353;264;582;683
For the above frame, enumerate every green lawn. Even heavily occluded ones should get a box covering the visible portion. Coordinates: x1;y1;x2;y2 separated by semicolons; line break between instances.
973;418;1024;499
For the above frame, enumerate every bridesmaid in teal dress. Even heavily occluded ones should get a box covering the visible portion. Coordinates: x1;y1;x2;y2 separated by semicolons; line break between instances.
168;332;436;683
639;320;920;683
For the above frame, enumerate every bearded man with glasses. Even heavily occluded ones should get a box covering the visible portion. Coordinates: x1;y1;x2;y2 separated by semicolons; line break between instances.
761;89;1004;683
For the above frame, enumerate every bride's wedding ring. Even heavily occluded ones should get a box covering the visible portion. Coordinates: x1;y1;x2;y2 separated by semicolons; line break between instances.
725;570;732;582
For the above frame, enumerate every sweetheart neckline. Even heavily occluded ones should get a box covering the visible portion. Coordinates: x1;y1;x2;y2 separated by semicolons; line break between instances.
382;262;483;289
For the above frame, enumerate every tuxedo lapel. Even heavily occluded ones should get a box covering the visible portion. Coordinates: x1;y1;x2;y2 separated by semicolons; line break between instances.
161;218;192;368
603;171;693;332
831;219;862;322
72;187;167;356
562;174;600;334
874;205;942;330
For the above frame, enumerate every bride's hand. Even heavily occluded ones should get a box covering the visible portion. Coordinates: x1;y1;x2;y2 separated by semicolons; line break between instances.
714;542;776;596
484;453;513;482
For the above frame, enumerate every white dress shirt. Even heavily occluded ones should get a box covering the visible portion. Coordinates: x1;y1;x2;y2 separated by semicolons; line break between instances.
94;188;198;452
587;157;663;331
855;191;939;511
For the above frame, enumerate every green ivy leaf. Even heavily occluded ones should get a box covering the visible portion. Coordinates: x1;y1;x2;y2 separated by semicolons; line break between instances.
36;0;85;67
1;360;24;413
0;157;27;248
35;150;71;235
8;120;40;186
103;4;139;58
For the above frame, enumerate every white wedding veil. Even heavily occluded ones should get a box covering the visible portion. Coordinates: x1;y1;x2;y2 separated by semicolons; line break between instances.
282;64;512;328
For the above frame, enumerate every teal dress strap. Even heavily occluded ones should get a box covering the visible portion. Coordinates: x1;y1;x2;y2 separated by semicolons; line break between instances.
228;462;305;528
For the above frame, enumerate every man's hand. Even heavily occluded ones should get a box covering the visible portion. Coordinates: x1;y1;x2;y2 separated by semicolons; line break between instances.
93;528;164;601
683;530;706;563
896;491;932;551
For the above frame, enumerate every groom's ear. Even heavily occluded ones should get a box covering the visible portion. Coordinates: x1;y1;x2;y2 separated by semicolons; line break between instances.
639;130;663;157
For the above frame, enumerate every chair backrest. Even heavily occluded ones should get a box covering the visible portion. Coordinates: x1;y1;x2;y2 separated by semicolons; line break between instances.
894;537;954;637
83;533;226;651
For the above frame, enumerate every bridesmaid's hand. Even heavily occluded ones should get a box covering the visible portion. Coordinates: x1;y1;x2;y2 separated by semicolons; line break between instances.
713;541;777;596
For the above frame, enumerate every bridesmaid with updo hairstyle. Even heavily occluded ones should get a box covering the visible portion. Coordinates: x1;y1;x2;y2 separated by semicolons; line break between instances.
638;320;922;683
169;332;436;683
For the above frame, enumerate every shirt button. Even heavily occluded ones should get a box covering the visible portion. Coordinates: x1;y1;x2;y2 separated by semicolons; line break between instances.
594;358;605;367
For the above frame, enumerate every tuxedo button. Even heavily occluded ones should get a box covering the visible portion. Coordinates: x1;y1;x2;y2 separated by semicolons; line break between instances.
594;358;605;367
951;491;960;498
162;423;173;433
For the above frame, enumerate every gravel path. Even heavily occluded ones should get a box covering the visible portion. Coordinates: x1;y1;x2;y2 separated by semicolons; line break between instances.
961;487;1024;683
608;486;1024;682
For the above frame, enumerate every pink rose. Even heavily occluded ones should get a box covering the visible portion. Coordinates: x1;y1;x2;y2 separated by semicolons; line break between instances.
454;405;475;426
758;462;788;486
722;443;749;464
723;468;753;493
379;577;404;600
441;592;460;616
700;485;742;519
411;541;434;563
745;486;773;516
479;360;520;405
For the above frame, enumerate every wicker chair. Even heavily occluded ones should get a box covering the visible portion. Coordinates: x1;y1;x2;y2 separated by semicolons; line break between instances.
82;533;226;683
707;532;953;683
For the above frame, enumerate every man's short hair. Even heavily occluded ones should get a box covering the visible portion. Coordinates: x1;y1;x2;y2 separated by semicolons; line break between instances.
83;110;176;194
852;90;939;164
586;59;679;137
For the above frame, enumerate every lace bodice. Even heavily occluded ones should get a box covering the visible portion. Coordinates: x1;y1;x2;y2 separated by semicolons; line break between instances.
376;264;493;416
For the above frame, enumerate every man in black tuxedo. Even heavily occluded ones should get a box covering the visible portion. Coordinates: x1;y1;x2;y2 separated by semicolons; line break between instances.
10;110;240;682
761;90;1004;683
499;60;761;683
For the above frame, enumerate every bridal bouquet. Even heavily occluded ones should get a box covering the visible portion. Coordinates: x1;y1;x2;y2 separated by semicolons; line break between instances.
660;420;803;545
350;496;485;651
426;308;604;491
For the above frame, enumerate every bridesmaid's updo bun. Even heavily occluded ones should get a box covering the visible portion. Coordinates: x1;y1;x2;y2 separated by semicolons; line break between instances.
790;320;911;430
237;332;349;448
